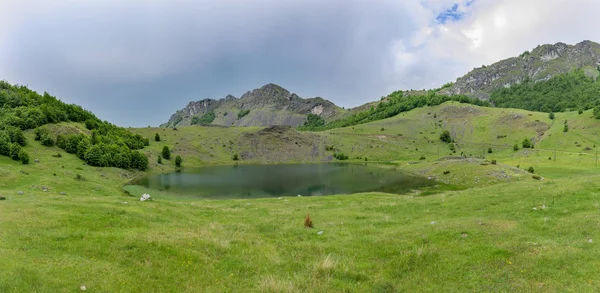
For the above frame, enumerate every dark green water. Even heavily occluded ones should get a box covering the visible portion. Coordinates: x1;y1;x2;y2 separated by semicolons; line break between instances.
133;163;434;199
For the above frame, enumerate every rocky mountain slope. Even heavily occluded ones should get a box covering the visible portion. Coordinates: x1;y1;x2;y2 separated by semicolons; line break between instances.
163;83;345;128
440;40;600;99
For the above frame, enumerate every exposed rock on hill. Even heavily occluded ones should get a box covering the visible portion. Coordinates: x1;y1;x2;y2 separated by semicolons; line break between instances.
163;83;344;128
440;40;600;99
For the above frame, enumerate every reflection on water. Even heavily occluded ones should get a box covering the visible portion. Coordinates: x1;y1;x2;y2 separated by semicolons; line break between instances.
133;163;433;199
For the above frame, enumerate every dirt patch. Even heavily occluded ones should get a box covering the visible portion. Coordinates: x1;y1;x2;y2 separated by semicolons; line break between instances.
497;113;525;124
439;105;483;118
238;126;328;163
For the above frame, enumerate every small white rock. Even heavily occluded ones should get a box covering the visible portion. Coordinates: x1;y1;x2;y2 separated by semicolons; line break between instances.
140;193;152;201
297;194;302;197
430;221;437;225
541;204;547;209
532;207;537;210
317;231;324;235
80;285;87;291
589;239;593;243
122;202;128;204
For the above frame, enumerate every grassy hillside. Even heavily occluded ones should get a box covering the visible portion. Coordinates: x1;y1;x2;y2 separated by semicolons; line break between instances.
3;101;600;291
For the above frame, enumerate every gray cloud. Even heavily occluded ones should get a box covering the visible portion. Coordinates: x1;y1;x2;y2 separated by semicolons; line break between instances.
2;0;599;127
0;0;420;126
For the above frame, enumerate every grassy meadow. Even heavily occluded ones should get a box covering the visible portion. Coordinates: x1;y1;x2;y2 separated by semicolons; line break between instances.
1;101;600;292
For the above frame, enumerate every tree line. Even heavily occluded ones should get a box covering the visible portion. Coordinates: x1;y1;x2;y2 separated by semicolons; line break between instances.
298;91;490;131
0;80;150;170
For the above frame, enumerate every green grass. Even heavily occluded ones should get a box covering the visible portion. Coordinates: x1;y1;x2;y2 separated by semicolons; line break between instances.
3;101;600;291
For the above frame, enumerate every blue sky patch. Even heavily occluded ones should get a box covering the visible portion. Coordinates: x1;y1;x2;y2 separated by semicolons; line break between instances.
435;1;474;24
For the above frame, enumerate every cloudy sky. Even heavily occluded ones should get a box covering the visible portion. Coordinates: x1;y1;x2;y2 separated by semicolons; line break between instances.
1;0;599;127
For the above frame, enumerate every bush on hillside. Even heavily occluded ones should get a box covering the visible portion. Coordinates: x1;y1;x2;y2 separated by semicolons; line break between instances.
440;130;452;143
522;138;533;149
9;143;21;161
334;152;349;160
304;114;325;128
40;134;54;147
162;146;171;160
237;109;250;119
175;155;182;168
191;111;216;125
19;149;29;164
155;133;161;142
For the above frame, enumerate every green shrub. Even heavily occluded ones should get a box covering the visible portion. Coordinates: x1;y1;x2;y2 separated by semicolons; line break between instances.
131;151;149;171
419;156;426;160
491;159;497;165
0;131;10;156
175;155;182;168
191;111;216;125
304;114;325;127
9;143;21;160
563;123;568;132
232;153;239;161
578;108;584;115
7;127;26;146
440;130;452;143
237;109;250;119
19;149;29;164
527;166;535;173
162;146;171;160
513;144;519;151
548;112;555;120
40;134;54;147
155;133;161;142
157;155;163;164
522;138;532;149
334;152;349;160
487;147;492;154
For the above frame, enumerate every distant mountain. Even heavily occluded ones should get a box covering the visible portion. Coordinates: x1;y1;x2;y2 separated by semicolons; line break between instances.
440;40;600;99
162;83;345;128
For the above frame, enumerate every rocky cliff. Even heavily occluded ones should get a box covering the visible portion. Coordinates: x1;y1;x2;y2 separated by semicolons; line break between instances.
163;83;344;128
440;40;600;99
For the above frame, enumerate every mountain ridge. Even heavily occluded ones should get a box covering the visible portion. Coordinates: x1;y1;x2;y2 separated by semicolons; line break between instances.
162;83;345;128
440;40;600;99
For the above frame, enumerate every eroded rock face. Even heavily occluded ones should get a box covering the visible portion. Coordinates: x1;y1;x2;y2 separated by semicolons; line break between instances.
162;83;343;128
440;40;600;100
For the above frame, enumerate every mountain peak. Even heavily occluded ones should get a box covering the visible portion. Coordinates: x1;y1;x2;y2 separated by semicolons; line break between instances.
163;84;343;128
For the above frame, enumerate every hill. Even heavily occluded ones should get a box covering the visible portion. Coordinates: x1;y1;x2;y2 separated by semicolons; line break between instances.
0;81;150;170
440;40;600;99
4;101;600;291
162;83;346;128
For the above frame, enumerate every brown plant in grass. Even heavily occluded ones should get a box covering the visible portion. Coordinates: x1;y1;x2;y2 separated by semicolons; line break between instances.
304;213;313;228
